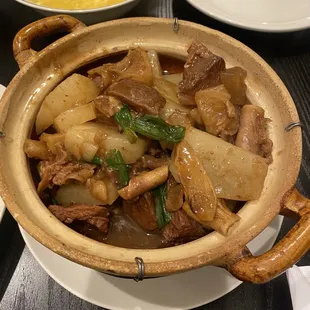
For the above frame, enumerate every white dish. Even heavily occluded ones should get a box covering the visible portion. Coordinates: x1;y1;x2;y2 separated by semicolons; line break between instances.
15;0;141;25
186;0;310;32
20;216;283;309
0;85;6;223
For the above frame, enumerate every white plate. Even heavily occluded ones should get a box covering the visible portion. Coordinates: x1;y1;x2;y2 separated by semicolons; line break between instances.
186;0;310;32
20;216;283;310
0;85;6;223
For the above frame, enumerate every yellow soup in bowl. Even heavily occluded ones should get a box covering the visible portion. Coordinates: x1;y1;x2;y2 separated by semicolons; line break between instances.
27;0;125;10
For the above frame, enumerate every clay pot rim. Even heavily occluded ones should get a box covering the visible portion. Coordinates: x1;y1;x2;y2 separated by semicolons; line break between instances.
0;17;301;277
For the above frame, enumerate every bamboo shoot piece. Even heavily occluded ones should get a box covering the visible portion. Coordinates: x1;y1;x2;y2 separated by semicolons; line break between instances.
171;140;217;222
183;199;240;236
184;127;268;201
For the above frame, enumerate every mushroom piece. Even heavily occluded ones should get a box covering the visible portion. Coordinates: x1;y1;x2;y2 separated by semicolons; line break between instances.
170;140;217;222
182;199;240;236
118;165;169;200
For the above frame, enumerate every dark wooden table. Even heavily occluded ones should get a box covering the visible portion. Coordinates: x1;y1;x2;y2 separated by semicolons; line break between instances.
0;0;309;309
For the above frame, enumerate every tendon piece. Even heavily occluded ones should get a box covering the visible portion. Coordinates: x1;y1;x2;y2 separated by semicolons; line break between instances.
107;78;166;115
178;41;225;105
184;127;268;201
123;192;158;231
49;204;110;233
221;67;247;106
23;139;50;160
165;174;184;212
235;105;273;162
162;209;205;244
118;166;169;200
88;47;153;91
195;86;239;137
182;199;240;236
171;140;217;221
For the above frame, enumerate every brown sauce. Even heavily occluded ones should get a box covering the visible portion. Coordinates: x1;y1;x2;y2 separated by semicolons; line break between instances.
76;51;185;76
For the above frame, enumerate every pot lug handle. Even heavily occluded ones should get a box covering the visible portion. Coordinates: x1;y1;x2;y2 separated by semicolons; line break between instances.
13;15;86;69
223;188;310;284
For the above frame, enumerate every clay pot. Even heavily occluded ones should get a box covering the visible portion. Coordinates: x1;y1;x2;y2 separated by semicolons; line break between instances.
0;15;309;283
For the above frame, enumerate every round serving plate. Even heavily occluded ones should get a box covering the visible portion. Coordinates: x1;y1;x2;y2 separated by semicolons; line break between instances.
186;0;310;32
20;216;283;310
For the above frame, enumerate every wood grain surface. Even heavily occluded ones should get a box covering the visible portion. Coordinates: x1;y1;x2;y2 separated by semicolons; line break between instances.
0;0;309;309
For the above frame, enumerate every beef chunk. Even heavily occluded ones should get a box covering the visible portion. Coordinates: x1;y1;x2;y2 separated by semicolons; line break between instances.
123;192;158;231
162;209;205;244
49;204;110;233
235;105;273;162
178;41;225;105
107;78;166;115
37;144;95;193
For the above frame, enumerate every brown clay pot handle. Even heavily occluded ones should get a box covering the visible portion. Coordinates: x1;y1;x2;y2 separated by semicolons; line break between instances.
13;15;86;68
225;188;310;284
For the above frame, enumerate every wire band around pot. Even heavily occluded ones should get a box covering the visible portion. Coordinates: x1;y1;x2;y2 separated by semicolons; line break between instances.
134;257;145;282
285;122;303;131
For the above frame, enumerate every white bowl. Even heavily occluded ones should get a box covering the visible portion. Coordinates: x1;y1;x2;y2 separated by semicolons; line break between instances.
15;0;141;24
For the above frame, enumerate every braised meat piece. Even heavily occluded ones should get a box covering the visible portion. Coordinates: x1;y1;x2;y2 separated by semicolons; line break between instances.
123;192;158;231
178;41;225;105
195;86;239;138
49;204;110;233
107;78;166;115
37;144;95;193
235;105;273;162
162;209;205;244
88;47;153;91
